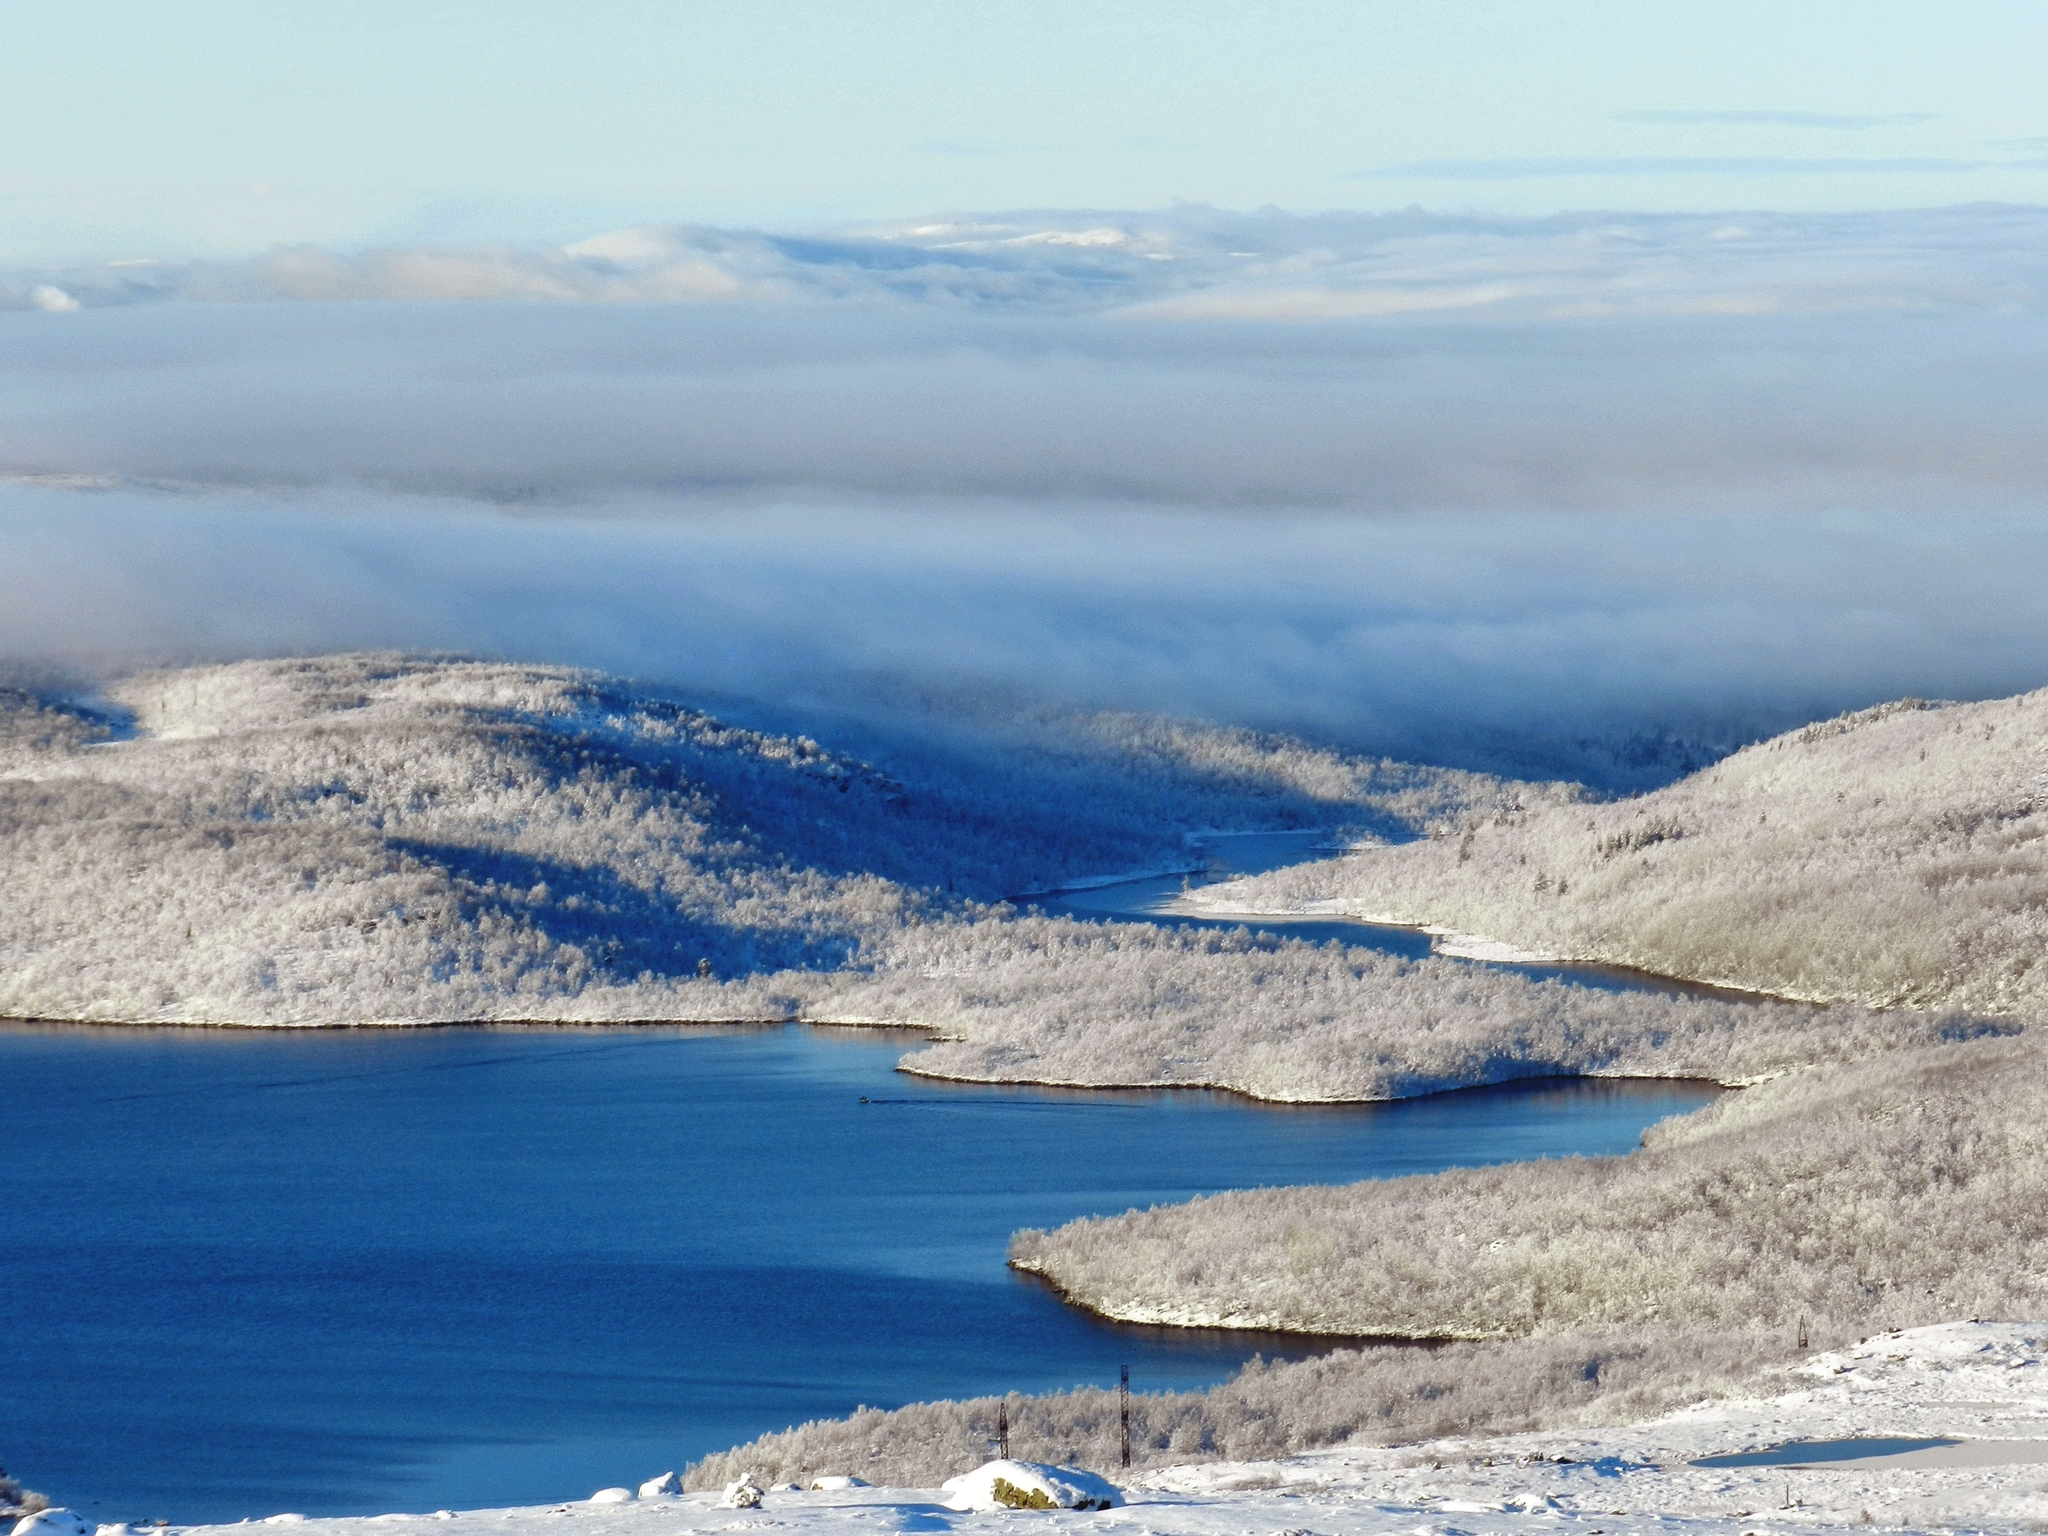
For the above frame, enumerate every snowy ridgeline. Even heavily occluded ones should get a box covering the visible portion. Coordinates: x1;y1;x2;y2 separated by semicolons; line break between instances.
0;654;1532;1027
662;1325;2048;1536
1010;1028;2048;1340
1200;692;2048;1015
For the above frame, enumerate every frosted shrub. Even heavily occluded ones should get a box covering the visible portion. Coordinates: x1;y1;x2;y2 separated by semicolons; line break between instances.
682;1326;1809;1489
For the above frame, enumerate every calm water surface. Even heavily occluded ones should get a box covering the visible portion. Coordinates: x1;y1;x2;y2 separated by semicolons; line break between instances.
0;1022;1714;1523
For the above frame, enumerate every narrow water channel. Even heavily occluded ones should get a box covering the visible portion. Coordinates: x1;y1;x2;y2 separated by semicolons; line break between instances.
1038;830;1750;1000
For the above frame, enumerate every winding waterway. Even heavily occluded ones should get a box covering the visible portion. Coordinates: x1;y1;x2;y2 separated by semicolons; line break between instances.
1040;830;1748;1000
1;831;1726;1524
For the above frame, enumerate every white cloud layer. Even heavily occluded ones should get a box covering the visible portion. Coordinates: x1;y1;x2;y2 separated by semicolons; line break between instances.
6;204;2048;320
7;488;2047;776
4;204;2047;769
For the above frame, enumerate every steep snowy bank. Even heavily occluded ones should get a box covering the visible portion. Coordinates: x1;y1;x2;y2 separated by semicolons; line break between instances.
1199;690;2048;1014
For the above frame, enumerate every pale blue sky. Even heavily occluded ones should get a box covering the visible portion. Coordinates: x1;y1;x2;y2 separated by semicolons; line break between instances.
8;0;2048;263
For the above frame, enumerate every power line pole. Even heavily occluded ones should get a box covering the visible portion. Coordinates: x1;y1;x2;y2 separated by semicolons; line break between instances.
1119;1366;1131;1469
997;1401;1009;1460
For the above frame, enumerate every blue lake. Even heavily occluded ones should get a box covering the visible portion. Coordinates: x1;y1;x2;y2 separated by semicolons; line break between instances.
0;1022;1715;1525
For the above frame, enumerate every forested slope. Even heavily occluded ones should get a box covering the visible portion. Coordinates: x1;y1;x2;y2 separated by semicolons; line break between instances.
1200;692;2048;1013
0;657;1992;1113
1010;1028;2048;1337
839;917;1971;1102
0;653;1541;1027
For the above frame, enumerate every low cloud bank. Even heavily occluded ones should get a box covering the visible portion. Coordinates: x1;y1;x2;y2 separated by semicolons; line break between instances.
4;203;2046;769
7;487;2045;775
4;292;2048;516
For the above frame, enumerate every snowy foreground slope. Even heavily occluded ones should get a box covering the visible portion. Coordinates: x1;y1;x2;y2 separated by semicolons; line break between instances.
0;655;1959;1101
48;1325;2048;1536
1199;692;2048;1014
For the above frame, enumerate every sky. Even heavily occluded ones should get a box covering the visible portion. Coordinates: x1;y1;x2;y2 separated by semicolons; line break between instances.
8;1;2048;263
6;5;2048;778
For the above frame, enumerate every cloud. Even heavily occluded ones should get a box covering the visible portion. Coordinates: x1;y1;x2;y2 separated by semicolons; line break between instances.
1352;156;2048;179
4;487;2046;765
1613;111;1942;130
4;250;2048;515
12;205;2048;325
4;205;2048;761
913;140;1025;157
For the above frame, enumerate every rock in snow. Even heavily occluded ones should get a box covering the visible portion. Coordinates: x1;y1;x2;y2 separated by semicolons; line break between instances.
941;1460;1122;1512
585;1489;633;1505
719;1476;765;1510
809;1476;868;1490
635;1473;679;1498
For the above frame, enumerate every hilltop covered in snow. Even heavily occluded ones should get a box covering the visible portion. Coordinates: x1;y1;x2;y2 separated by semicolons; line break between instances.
0;653;1501;1025
1011;1026;2046;1338
1200;691;2048;1014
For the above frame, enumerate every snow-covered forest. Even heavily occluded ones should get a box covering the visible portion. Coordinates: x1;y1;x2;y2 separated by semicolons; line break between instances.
1010;1027;2048;1338
0;653;1520;1026
3;655;2022;1114
850;919;1978;1102
1200;693;2048;1013
682;1325;1798;1491
2;653;1988;1111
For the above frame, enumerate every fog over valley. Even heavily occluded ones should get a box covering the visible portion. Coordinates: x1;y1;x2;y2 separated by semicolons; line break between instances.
7;206;2048;770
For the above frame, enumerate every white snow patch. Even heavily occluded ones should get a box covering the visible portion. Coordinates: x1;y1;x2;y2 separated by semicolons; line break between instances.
1424;929;1551;964
12;1513;89;1536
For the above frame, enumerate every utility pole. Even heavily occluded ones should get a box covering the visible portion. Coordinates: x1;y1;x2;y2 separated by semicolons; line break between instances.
997;1401;1009;1460
1119;1366;1131;1469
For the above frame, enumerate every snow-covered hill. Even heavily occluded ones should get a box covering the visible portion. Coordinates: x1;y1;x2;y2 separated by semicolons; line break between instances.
1199;691;2048;1014
0;654;1544;1026
0;656;1988;1108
